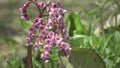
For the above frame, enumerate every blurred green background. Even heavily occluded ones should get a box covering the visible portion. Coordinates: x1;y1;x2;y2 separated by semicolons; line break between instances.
0;0;120;68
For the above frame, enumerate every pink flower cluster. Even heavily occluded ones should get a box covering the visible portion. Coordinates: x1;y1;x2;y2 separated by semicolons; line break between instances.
20;1;71;62
19;2;30;21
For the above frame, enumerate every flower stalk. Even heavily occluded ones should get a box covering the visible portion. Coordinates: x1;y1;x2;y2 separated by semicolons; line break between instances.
27;46;33;68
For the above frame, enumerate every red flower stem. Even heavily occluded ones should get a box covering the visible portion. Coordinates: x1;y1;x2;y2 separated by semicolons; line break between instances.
31;0;42;17
41;5;47;14
27;0;43;68
27;46;33;68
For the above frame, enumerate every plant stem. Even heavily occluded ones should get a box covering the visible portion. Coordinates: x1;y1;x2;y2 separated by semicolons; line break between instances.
58;54;66;68
27;46;33;68
27;0;43;68
29;0;42;17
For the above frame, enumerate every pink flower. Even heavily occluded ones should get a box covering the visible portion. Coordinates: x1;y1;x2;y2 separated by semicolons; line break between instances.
43;45;52;52
20;0;71;62
19;2;30;21
38;2;46;7
41;51;50;62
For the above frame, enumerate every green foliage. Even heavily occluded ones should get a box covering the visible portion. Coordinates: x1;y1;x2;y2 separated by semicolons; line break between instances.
20;19;33;32
0;36;19;55
66;12;87;36
30;48;105;68
1;37;18;46
7;57;22;68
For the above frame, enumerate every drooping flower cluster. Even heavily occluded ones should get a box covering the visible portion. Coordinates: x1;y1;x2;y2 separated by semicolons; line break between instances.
19;2;30;21
20;1;71;62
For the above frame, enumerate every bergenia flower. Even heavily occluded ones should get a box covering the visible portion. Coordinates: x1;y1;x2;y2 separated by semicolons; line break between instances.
20;0;71;62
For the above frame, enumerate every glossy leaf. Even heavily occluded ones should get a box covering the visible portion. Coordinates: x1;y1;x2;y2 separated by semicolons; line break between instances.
60;48;106;68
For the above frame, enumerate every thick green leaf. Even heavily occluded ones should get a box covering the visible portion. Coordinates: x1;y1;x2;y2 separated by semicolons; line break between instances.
60;48;106;68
